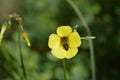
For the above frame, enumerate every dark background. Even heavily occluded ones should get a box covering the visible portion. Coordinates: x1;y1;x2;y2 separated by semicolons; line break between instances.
0;0;120;80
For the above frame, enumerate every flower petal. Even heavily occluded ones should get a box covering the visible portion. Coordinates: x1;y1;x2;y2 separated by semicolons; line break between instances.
68;32;81;47
66;47;78;59
22;32;31;46
48;34;61;49
57;26;72;37
51;46;66;59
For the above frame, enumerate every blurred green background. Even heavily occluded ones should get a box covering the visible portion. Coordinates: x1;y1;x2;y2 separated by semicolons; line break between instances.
0;0;120;80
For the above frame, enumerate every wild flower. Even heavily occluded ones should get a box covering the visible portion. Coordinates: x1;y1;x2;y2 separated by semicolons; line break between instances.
48;26;81;59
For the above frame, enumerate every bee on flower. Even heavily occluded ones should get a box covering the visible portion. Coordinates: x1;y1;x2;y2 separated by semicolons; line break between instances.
48;26;81;59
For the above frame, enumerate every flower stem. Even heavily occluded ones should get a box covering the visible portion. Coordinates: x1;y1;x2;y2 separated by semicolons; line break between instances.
63;59;67;80
67;0;96;80
18;31;27;80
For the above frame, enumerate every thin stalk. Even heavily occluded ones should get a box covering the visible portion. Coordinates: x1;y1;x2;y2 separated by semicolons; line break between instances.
67;0;96;80
18;31;27;80
63;59;67;80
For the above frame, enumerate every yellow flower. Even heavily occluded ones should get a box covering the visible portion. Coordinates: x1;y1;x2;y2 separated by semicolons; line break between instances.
48;26;81;59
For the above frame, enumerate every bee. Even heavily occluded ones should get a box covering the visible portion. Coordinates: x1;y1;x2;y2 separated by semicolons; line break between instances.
63;43;69;50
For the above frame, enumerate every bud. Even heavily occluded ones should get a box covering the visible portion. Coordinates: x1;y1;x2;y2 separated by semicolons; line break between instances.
0;24;7;45
22;32;31;46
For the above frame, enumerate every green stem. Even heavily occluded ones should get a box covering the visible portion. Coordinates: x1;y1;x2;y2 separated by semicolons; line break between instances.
18;31;27;80
67;0;96;80
63;59;67;80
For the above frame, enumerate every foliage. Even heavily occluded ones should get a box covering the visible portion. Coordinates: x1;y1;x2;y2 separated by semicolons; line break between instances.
0;0;120;80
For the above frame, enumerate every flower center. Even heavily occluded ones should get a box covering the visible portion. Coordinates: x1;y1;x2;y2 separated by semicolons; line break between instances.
61;37;69;50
